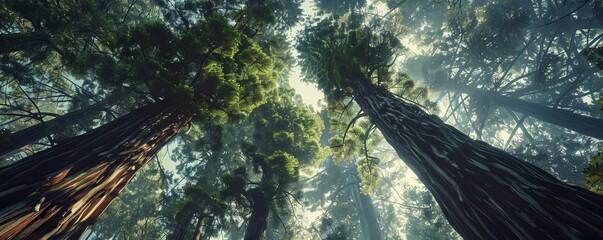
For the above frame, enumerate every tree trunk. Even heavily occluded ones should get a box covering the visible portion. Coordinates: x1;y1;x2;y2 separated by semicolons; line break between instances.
170;213;193;240
0;100;193;239
349;76;603;239
1;99;115;158
449;82;603;139
192;216;204;240
350;165;383;240
244;197;269;240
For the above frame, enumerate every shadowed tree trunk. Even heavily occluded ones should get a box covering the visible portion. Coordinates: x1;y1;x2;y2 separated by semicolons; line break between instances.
192;215;205;240
447;82;603;139
349;74;603;239
0;100;193;239
1;98;115;158
170;213;193;240
244;193;269;240
350;165;384;240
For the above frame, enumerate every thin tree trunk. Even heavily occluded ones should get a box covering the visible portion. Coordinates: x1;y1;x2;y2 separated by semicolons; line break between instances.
449;82;603;139
170;214;193;240
1;99;115;158
193;216;204;240
0;100;193;239
349;75;603;239
350;164;383;240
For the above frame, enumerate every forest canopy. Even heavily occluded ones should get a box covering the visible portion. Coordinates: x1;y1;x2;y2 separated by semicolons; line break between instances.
1;0;602;239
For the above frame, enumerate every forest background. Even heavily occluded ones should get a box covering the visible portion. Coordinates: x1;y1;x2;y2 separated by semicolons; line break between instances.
1;0;602;239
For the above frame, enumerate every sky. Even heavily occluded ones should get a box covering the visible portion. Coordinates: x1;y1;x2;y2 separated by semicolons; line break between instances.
288;0;324;110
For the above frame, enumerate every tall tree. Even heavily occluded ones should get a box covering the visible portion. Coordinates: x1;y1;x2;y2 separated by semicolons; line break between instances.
222;89;323;240
0;99;192;239
0;8;280;237
402;185;459;240
90;159;168;240
437;81;603;139
0;97;115;158
297;16;603;239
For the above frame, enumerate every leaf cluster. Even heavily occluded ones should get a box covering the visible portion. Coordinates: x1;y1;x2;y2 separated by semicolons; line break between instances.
68;15;276;122
585;94;603;194
296;14;401;103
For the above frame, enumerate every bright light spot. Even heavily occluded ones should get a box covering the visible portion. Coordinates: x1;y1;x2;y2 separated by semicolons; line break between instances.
289;66;323;109
287;0;324;110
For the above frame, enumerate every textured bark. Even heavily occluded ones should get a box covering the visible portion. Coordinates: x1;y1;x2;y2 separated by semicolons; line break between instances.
244;198;269;240
449;83;603;139
0;100;193;239
349;76;603;239
1;99;114;158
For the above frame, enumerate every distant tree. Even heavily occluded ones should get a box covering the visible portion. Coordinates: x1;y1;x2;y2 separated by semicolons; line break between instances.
437;81;603;140
0;96;116;158
402;186;459;240
315;0;366;15
90;160;167;240
169;183;227;240
222;89;323;240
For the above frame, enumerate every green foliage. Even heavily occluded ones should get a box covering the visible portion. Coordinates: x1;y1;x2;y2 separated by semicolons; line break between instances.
585;46;603;71
92;161;166;240
221;89;324;235
266;151;300;185
250;92;324;166
356;155;380;193
403;186;460;240
390;73;440;115
585;148;603;194
297;14;401;102
174;183;228;236
68;15;276;122
585;94;603;194
221;167;248;200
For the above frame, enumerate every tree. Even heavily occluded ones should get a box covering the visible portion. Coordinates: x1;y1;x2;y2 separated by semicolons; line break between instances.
438;81;603;140
0;6;280;237
387;0;602;189
0;97;115;158
90;159;167;240
402;185;459;240
222;89;323;240
169;183;226;240
0;100;192;239
395;0;602;148
297;16;603;239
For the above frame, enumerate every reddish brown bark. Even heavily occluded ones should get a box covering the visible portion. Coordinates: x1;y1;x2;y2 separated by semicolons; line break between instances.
0;100;193;239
